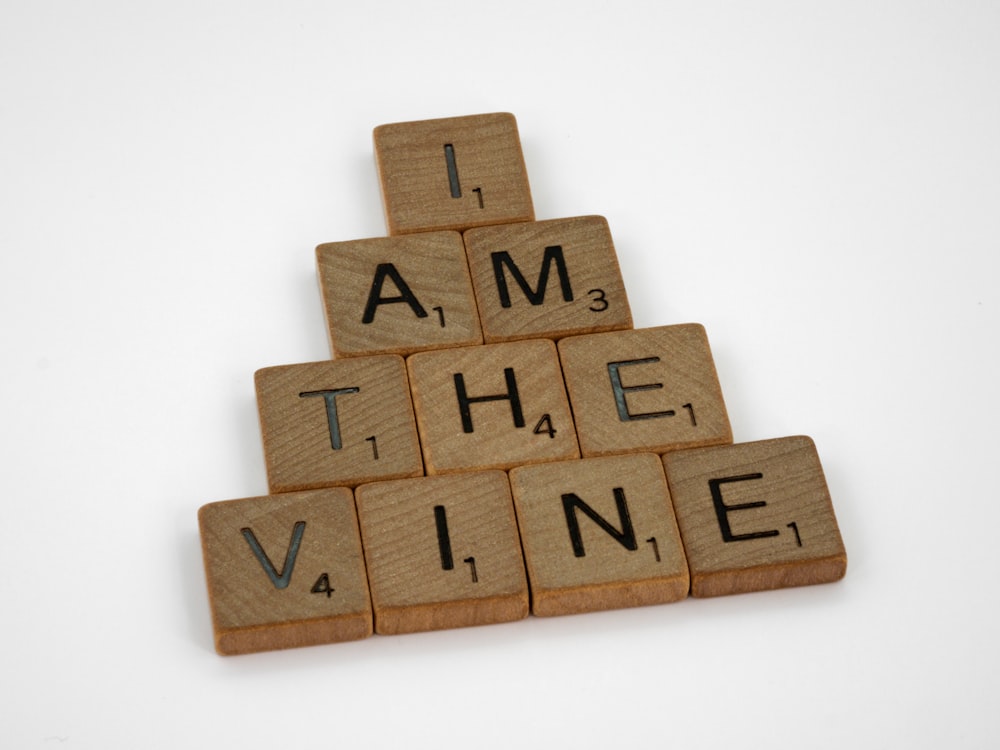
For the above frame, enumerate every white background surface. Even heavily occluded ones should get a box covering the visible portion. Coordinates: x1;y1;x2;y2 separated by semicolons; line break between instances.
3;2;998;747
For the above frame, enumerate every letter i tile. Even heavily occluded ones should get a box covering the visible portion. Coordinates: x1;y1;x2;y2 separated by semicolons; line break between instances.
354;471;529;635
198;489;372;655
509;453;689;616
374;112;534;235
662;436;847;597
255;355;423;492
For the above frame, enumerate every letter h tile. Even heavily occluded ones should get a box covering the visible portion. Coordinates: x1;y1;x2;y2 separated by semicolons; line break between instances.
406;339;580;474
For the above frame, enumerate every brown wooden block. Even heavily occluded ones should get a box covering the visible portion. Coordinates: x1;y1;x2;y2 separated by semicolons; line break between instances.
558;324;732;457
373;112;534;235
406;339;580;474
255;356;423;491
198;488;372;655
509;453;689;617
663;436;847;598
355;471;529;635
463;215;633;343
316;231;483;357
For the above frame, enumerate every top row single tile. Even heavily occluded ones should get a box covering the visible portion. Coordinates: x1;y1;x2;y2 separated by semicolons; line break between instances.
374;113;534;235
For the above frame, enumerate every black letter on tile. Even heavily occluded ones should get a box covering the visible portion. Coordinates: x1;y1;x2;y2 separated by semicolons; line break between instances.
453;367;525;433
491;246;574;308
562;488;638;558
607;358;675;421
241;521;306;590
362;263;429;323
434;505;455;571
708;473;779;542
299;387;360;449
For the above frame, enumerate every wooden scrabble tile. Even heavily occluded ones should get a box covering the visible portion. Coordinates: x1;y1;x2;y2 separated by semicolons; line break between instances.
316;231;483;357
198;488;372;655
406;339;580;474
509;453;689;616
558;324;733;457
374;112;534;235
463;215;633;343
255;356;423;491
662;436;847;597
355;471;529;635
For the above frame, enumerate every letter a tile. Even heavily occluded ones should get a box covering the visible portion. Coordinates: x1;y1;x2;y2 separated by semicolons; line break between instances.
509;453;689;616
373;113;534;235
406;339;580;474
662;436;847;597
198;489;372;655
463;215;633;343
255;356;423;491
355;471;529;635
558;324;733;457
316;231;483;357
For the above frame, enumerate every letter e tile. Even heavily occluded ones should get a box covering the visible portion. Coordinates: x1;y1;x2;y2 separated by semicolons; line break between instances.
355;471;529;634
509;453;689;616
316;231;482;357
373;113;534;235
198;489;372;655
255;356;423;491
406;339;579;474
663;436;847;597
558;324;732;457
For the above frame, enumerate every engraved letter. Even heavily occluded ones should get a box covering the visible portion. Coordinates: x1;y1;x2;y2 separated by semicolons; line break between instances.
561;488;638;557
491;246;574;308
607;358;675;422
241;521;306;589
453;367;525;433
362;263;429;324
299;387;360;449
708;473;779;542
434;505;455;571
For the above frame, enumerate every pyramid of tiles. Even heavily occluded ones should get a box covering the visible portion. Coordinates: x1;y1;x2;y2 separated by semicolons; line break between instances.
198;113;847;656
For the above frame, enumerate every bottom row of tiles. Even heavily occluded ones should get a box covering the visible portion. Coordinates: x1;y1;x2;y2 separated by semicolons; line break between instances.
198;435;847;655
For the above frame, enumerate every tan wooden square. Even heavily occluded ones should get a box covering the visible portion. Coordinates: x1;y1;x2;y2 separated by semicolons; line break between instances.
558;324;732;457
374;112;534;235
355;471;529;635
463;215;633;343
316;231;482;357
663;436;847;598
509;453;689;616
255;356;423;492
198;488;372;655
406;339;580;474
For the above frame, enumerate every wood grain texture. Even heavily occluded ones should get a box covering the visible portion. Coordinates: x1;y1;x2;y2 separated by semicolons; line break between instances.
463;215;633;343
198;489;372;655
406;339;580;474
509;453;689;616
316;231;483;357
255;356;423;491
558;324;733;457
374;113;534;235
662;436;847;597
355;471;529;635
